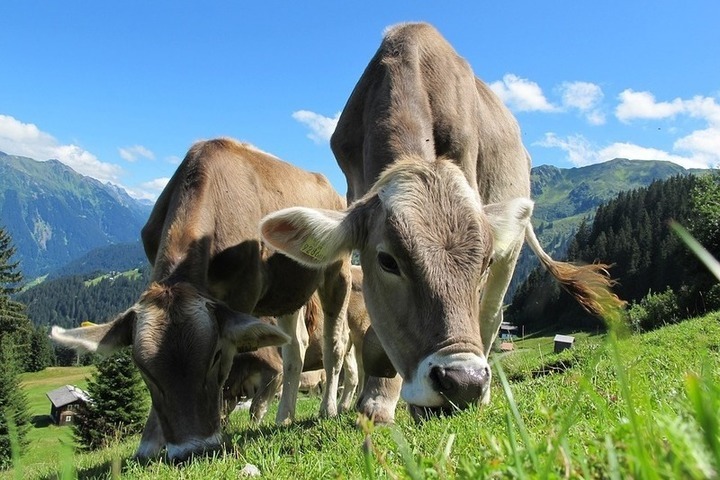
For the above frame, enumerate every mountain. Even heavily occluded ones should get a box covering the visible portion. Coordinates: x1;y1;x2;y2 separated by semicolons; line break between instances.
45;240;148;280
508;158;700;298
531;158;690;223
0;151;153;278
1;150;700;300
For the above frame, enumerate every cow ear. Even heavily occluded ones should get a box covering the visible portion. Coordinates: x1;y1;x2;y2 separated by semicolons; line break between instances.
217;306;290;353
484;198;534;258
362;326;397;378
50;308;135;356
260;207;353;267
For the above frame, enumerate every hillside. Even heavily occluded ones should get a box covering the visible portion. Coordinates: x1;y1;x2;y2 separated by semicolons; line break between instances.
5;154;701;325
508;158;698;298
0;151;152;278
9;312;720;478
16;267;151;329
530;158;689;223
45;240;148;280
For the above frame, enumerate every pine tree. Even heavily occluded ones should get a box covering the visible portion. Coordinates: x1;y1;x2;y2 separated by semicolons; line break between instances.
0;338;31;469
0;227;33;369
73;349;149;451
690;170;720;256
25;326;55;373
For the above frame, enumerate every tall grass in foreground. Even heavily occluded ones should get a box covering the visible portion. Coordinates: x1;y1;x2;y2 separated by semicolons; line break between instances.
5;220;720;478
4;313;720;479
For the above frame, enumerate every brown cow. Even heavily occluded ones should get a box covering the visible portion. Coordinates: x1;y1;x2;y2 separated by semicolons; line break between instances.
261;23;623;422
224;266;370;422
50;138;351;461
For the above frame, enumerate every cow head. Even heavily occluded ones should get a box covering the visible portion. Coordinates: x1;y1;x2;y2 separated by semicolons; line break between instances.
50;282;289;462
261;157;531;413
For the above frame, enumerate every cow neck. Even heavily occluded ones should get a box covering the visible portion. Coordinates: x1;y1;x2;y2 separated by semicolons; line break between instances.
380;53;436;166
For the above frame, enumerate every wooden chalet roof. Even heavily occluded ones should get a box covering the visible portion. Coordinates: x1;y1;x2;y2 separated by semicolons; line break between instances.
46;385;91;408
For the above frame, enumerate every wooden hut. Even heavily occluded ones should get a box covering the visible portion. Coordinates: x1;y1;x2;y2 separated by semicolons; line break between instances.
553;334;575;353
46;385;90;426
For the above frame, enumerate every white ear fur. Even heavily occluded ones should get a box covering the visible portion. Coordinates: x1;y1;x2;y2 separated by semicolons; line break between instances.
484;198;534;258
260;207;351;266
50;310;134;357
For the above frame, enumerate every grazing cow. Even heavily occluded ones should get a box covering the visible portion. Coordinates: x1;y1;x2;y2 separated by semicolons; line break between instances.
50;138;351;461
224;266;370;422
261;23;623;422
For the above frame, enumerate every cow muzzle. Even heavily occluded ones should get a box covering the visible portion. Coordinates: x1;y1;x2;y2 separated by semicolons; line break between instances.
166;432;224;463
401;352;490;414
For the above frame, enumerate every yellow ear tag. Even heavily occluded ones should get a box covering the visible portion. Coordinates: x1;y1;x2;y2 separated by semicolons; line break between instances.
300;236;328;261
80;321;97;328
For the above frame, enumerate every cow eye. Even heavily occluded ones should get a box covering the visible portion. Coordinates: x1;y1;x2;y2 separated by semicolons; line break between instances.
377;252;400;276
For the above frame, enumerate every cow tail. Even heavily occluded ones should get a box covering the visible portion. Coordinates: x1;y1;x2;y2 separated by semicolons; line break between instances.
524;225;626;320
304;294;322;336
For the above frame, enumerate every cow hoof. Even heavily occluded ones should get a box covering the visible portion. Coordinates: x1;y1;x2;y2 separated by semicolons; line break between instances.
356;403;395;425
277;417;293;427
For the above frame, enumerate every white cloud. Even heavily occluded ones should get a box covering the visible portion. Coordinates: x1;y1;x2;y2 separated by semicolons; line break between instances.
119;145;155;162
616;90;686;122
597;142;706;169
611;90;720;168
292;110;340;144
560;81;603;111
585;110;606;126
558;81;606;125
489;74;558;112
0;114;124;183
122;177;169;202
535;133;597;167
536;132;712;169
674;127;720;164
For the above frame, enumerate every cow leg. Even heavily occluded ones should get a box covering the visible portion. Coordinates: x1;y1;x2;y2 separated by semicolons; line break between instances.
356;374;402;424
134;407;165;461
318;259;352;417
250;371;283;424
477;243;522;404
275;308;308;425
338;343;359;412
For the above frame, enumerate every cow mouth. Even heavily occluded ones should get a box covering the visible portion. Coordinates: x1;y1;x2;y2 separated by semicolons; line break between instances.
407;403;462;423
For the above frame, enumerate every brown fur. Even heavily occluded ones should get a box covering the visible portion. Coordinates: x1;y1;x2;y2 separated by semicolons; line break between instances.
53;138;352;460
223;273;370;422
328;22;624;420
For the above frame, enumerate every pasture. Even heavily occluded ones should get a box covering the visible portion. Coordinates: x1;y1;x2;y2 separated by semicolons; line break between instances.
5;313;719;479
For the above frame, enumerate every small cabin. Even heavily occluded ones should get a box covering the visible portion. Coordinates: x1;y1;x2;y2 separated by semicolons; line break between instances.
499;322;518;340
553;334;575;354
47;385;91;426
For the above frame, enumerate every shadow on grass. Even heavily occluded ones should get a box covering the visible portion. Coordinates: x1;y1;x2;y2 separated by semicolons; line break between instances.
31;414;54;428
37;458;125;480
231;415;326;444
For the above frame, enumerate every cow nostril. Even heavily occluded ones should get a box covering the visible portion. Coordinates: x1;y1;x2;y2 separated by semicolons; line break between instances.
429;364;489;408
429;366;456;393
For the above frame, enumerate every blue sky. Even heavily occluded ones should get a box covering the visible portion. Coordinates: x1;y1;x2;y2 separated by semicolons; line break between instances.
1;1;718;200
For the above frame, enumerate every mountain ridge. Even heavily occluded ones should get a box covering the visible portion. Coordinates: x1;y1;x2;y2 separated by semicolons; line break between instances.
0;151;152;277
0;151;702;284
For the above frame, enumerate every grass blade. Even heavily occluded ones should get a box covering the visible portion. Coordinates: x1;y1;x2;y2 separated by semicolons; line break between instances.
494;360;539;472
685;369;720;470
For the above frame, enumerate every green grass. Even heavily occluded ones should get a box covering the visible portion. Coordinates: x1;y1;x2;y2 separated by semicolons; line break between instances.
5;313;720;479
11;366;95;474
84;269;143;287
